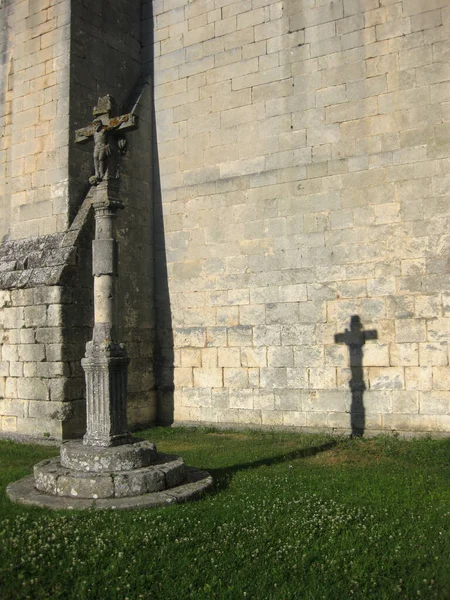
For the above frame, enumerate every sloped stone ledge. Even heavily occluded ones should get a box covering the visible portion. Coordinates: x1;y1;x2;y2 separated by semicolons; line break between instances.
0;193;93;291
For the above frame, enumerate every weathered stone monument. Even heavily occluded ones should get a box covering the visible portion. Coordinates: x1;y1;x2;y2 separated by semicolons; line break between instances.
7;97;212;508
1;0;450;440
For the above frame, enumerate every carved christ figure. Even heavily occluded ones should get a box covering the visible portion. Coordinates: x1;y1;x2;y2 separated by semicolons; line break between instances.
92;115;129;182
93;119;110;181
74;96;138;185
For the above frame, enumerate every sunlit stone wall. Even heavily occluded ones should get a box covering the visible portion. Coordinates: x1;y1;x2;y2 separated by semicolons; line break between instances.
154;0;450;436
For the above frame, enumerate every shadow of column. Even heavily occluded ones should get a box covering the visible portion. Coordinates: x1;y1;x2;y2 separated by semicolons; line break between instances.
143;0;174;425
334;315;378;437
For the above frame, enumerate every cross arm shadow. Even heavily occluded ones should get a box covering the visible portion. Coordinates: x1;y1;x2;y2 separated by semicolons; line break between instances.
207;440;337;493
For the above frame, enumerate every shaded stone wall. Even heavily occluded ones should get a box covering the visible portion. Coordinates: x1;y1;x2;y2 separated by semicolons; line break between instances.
69;0;156;431
0;0;156;440
153;0;450;435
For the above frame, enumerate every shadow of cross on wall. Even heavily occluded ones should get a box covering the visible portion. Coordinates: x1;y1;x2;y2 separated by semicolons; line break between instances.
334;316;378;438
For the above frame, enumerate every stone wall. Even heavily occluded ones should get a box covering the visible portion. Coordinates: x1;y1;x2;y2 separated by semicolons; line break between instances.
0;195;92;438
69;0;156;430
0;0;71;242
0;0;156;440
153;0;450;435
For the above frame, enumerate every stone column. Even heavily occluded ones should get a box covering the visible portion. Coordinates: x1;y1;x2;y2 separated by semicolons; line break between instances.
82;179;130;447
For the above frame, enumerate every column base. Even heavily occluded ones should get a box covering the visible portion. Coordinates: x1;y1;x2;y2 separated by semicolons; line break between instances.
6;438;213;510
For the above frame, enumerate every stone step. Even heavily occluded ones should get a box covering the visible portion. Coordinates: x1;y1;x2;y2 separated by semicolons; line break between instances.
7;467;213;511
34;454;186;499
60;439;159;472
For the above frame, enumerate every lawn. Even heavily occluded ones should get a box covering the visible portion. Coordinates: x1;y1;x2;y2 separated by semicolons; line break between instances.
0;428;449;600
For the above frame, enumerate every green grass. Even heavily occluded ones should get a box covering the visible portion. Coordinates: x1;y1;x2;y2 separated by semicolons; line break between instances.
0;428;449;600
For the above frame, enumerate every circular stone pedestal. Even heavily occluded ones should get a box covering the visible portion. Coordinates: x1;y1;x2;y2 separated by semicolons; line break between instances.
7;439;213;510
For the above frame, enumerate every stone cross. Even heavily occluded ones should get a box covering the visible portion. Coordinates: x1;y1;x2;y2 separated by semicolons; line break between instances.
334;316;377;437
75;95;137;185
76;96;138;447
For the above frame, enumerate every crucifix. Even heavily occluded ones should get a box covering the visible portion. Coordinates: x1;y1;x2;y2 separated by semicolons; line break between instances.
75;95;138;185
334;315;378;437
74;95;139;446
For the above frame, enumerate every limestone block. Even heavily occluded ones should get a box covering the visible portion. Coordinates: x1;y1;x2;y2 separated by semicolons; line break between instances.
193;368;223;388
392;391;419;414
180;348;202;367
211;389;229;409
427;318;450;342
432;367;450;390
327;412;351;429
250;286;280;304
322;390;349;413
206;327;228;347
228;326;252;346
27;400;73;420
268;346;293;367
364;390;393;414
389;343;419;367
0;362;9;377
10;362;24;377
286;367;308;388
293;346;323;368
35;362;69;378
241;347;267;367
260;367;287;389
309;368;336;389
17;378;49;401
381;414;412;431
201;348;218;368
24;305;47;328
253;389;274;410
18;344;45;362
405;367;433;391
239;305;265;325
272;389;300;411
233;408;262;425
305;411;327;428
281;324;315;345
173;404;191;422
1;416;17;432
2;345;18;363
10;289;34;306
217;307;239;326
395;319;426;343
5;329;20;345
0;398;28;418
35;328;65;344
386;296;415;319
369;367;404;390
324;345;348;367
174;368;193;387
218;347;241;367
174;327;206;348
182;388;211;408
49;378;83;403
420;391;450;415
224;368;249;388
248;367;259;388
419;342;448;366
4;307;24;329
5;379;18;399
229;389;253;409
20;329;36;344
